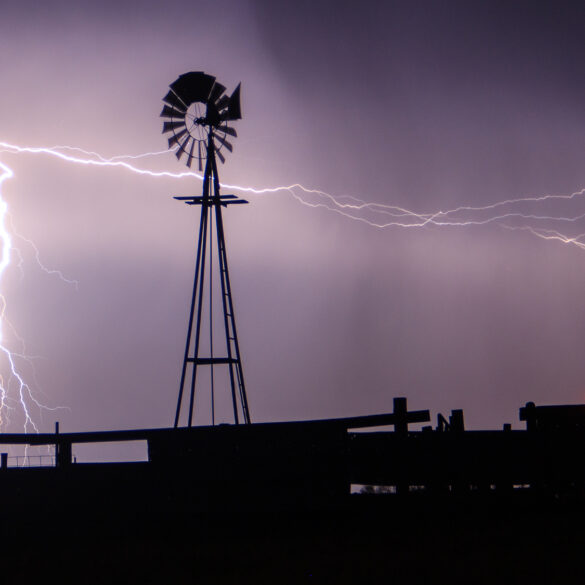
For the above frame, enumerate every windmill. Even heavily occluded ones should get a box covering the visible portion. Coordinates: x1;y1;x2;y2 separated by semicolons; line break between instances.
162;71;251;427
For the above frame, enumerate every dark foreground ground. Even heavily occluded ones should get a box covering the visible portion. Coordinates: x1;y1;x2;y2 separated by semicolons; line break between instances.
0;465;583;585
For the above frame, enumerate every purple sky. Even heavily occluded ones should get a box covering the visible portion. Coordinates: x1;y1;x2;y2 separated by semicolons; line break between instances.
1;1;585;443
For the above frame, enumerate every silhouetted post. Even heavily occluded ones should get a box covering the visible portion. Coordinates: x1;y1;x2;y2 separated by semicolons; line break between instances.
520;402;537;431
393;397;408;436
436;410;465;432
389;398;432;493
55;422;72;468
393;397;408;494
449;409;465;432
54;421;59;467
56;442;72;468
436;413;448;432
1;453;7;469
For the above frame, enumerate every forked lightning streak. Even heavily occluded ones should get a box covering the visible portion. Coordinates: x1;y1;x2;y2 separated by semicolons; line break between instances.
0;139;583;439
0;159;68;447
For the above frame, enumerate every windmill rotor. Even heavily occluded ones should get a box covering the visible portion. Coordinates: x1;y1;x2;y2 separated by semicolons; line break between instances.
161;71;241;171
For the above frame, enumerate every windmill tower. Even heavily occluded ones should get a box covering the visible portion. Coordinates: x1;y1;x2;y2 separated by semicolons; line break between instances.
161;71;251;427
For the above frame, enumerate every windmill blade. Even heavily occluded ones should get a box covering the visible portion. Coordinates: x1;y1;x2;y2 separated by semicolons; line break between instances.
163;120;186;134
168;128;188;148
176;134;191;158
217;149;226;164
160;105;186;119
174;134;191;162
215;134;233;152
163;90;187;112
186;140;196;168
218;125;237;138
209;82;226;104
170;71;216;104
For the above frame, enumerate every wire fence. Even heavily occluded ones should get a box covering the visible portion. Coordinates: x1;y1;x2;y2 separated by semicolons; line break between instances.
7;455;56;468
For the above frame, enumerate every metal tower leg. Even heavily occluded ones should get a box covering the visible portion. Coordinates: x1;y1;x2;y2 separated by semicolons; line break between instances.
174;135;250;427
215;208;250;424
210;152;250;425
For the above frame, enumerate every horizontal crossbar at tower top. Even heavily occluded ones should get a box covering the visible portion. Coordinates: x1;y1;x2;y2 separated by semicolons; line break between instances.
173;195;248;206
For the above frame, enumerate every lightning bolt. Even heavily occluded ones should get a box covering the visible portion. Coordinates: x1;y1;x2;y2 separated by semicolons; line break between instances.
1;139;585;241
0;157;68;468
9;223;79;290
0;139;582;454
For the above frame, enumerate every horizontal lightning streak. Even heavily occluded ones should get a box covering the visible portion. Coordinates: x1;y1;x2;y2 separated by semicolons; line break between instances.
501;225;585;251
0;142;202;180
1;140;585;250
0;139;582;442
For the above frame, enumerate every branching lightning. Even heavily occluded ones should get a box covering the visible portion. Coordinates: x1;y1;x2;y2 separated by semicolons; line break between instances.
0;156;69;447
0;138;583;444
9;223;79;290
1;140;585;253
